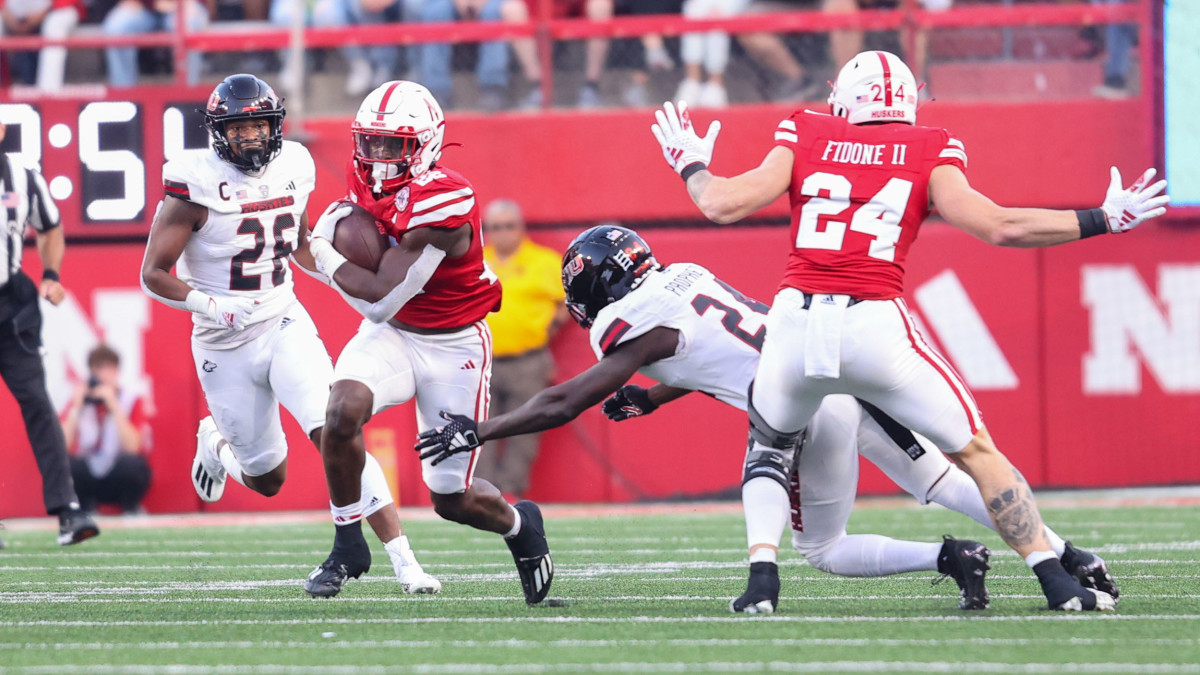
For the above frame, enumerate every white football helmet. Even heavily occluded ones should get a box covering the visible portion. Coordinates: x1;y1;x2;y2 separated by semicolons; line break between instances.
828;51;918;125
351;80;446;194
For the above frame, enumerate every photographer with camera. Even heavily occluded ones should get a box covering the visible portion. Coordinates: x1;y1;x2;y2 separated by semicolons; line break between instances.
0;118;98;548
60;345;152;515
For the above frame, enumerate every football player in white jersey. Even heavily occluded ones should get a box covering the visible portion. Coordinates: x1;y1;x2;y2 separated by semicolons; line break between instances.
140;74;440;596
417;225;1117;612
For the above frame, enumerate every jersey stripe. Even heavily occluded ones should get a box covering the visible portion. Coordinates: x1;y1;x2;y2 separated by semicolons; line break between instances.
598;318;633;355
778;119;797;131
946;138;965;150
891;298;981;437
775;131;799;143
412;187;473;214
407;196;476;228
164;179;190;199
939;148;969;165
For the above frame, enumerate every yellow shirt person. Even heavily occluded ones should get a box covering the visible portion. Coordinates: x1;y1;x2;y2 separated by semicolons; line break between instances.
478;200;567;498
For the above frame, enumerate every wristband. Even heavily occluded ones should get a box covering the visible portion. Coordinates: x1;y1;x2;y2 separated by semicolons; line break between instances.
184;289;214;316
680;162;707;183
309;237;349;278
42;269;60;282
1076;208;1109;238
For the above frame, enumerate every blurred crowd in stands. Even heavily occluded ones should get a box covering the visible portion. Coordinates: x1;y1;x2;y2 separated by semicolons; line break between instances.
0;0;1140;108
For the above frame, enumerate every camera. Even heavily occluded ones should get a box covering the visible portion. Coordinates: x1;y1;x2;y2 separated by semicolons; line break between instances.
83;374;103;405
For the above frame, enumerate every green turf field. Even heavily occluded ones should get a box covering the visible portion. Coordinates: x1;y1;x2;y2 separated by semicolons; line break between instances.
2;498;1199;674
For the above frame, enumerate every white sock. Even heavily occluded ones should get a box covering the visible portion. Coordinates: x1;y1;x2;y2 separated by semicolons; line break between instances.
742;477;789;560
925;466;992;529
811;534;942;577
330;499;365;525
749;547;777;564
384;535;419;571
1043;527;1067;558
360;452;394;518
217;445;248;488
1025;550;1057;568
503;504;522;539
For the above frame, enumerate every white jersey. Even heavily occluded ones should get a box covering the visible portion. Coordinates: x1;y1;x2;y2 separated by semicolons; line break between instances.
588;263;766;409
162;141;316;349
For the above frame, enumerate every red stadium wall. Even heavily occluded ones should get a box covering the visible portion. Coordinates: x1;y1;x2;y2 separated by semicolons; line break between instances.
2;99;1193;518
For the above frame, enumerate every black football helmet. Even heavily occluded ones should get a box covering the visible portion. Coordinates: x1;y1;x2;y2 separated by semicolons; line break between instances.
561;225;660;328
204;74;285;172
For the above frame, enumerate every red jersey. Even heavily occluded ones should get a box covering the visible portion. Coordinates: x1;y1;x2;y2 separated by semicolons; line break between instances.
774;111;967;300
347;164;501;329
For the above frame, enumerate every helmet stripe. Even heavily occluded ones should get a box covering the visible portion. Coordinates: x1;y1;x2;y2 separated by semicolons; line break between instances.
376;81;402;122
877;52;893;108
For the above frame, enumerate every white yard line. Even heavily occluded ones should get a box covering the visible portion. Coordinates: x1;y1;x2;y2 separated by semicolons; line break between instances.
2;662;1200;674
1;637;1198;651
5;615;1200;628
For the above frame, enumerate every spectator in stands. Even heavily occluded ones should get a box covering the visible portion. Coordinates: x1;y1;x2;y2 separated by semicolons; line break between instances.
0;0;82;91
415;0;509;110
737;0;824;100
1092;0;1134;98
502;0;613;108
617;0;680;108
677;0;744;108
476;199;567;498
269;0;400;97
60;345;153;515
102;0;209;87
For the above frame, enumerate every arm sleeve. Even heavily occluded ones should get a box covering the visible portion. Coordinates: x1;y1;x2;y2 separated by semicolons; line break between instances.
24;167;60;232
330;244;447;323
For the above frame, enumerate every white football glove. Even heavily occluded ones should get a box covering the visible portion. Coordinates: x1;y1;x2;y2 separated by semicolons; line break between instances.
1101;167;1169;233
312;202;353;242
651;101;721;176
186;291;254;331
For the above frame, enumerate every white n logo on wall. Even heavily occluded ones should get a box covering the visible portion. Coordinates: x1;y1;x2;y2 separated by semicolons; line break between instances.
910;270;1018;391
1082;264;1200;394
38;290;151;410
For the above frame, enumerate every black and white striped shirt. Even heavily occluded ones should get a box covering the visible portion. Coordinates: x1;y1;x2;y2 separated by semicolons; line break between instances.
0;153;60;290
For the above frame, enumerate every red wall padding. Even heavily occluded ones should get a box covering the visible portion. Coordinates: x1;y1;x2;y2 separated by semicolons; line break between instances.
2;221;1196;517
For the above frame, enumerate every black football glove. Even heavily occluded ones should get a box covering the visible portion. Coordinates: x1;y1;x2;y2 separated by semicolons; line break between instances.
602;384;659;422
415;411;482;466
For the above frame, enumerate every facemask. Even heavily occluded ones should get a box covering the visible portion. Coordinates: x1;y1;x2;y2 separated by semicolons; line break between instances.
371;161;401;192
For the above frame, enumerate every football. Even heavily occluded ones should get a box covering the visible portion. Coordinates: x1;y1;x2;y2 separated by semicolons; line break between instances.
332;202;390;272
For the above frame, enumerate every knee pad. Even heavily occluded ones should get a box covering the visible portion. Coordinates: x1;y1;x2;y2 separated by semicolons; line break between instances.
748;384;804;450
744;389;803;492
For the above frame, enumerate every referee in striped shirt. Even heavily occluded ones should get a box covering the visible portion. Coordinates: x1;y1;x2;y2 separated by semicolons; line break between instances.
0;119;98;548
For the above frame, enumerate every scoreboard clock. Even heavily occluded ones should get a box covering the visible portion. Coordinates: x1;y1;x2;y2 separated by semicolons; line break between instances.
0;87;213;238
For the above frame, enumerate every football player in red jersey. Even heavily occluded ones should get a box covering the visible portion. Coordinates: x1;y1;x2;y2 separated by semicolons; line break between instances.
303;81;553;603
652;50;1168;611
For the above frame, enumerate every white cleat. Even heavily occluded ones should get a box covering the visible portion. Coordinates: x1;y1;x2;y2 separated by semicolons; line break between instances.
1056;589;1116;612
396;563;442;595
192;416;227;503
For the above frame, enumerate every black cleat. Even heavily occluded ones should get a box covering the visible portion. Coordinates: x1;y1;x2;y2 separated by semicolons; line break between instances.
506;500;553;604
1061;541;1119;602
57;508;100;546
934;535;991;610
305;522;371;598
730;561;780;614
1032;558;1116;611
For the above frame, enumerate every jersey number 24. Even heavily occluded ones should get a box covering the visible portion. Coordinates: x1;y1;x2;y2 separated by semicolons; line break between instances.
795;172;913;262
